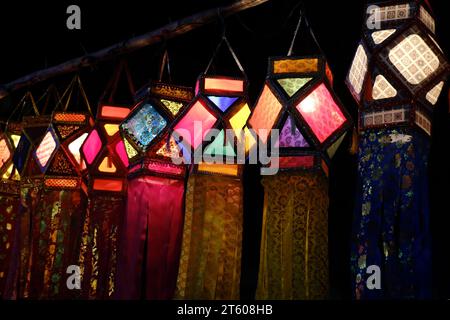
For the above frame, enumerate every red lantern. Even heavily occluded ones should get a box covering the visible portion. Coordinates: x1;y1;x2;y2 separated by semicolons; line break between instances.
79;61;135;299
117;53;193;299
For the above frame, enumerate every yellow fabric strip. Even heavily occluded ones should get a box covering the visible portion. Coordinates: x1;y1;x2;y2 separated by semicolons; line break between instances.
256;172;329;300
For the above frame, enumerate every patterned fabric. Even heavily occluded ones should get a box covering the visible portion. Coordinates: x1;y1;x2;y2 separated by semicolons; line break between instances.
0;190;20;298
277;78;312;98
348;45;368;96
351;128;431;299
24;188;87;299
78;194;124;299
116;176;184;300
256;172;329;300
175;174;243;300
278;116;309;148
273;58;318;74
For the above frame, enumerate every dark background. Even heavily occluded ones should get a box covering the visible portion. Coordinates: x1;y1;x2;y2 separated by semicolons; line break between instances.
0;0;448;299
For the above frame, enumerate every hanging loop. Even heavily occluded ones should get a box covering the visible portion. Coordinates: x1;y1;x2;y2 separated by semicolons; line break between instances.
7;91;38;126
204;34;245;76
36;84;62;115
100;59;136;104
59;74;93;116
158;49;172;82
287;6;325;57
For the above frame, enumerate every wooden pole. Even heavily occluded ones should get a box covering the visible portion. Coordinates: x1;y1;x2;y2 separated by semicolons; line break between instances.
0;0;269;100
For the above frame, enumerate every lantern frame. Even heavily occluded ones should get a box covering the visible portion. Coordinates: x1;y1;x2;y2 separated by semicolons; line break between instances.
247;54;352;174
120;81;193;180
346;0;449;136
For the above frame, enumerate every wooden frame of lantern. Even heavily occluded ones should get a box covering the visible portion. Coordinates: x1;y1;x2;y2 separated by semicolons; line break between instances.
346;0;449;136
247;54;352;176
81;104;131;195
172;74;252;178
120;81;193;180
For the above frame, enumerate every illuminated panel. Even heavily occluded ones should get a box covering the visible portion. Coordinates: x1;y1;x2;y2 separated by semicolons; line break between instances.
244;127;257;154
415;110;431;135
173;100;217;149
426;81;444;105
371;29;396;45
121;103;167;149
207;96;238;112
98;156;117;173
229;104;251;133
278;156;314;169
115;140;129;167
0;138;11;167
45;178;78;189
368;3;410;23
248;85;283;144
363;108;408;127
54;113;86;123
93;179;123;192
104;124;119;136
156;137;181;159
36;131;57;168
82;130;102;164
10;134;21;148
296;83;346;143
419;6;435;33
160;99;184;116
204;78;244;93
124;139;138;159
273;58;318;74
69;133;88;165
348;45;368;95
276;116;309;148
101;106;130;119
388;34;439;85
277;78;312;97
204;130;235;157
372;75;397;100
197;163;239;176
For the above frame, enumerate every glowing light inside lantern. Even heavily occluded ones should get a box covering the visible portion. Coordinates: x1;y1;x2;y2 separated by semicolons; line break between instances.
93;178;123;192
83;130;102;164
204;78;244;93
388;34;439;85
0;138;11;167
372;75;397;100
36;131;57;168
98;156;117;173
101;105;130;119
69;132;89;165
160;99;184;116
173;100;217;149
104;124;120;136
348;45;368;95
124;139;138;159
115;140;129;167
296;83;346;143
10;135;21;148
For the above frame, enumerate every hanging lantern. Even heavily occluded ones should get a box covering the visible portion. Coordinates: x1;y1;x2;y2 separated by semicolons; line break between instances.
346;0;449;299
248;12;352;299
24;76;94;299
172;36;252;300
0;101;23;299
117;51;193;299
79;61;134;299
11;89;57;299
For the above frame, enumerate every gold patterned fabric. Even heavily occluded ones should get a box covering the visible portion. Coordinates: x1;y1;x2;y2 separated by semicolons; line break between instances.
256;172;329;300
78;194;124;299
175;173;243;300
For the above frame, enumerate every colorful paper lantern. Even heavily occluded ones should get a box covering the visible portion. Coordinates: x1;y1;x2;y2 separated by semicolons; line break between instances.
173;34;252;299
78;61;134;299
248;15;352;299
346;1;449;299
117;79;193;300
0;106;23;298
22;77;94;298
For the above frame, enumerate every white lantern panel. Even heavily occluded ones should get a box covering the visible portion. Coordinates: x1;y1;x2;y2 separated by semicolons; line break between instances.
348;45;368;96
425;81;444;105
372;75;398;100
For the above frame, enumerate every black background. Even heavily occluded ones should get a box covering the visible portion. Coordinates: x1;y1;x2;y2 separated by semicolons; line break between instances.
0;0;449;300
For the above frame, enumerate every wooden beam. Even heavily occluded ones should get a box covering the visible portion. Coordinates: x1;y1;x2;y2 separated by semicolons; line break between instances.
0;0;269;100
